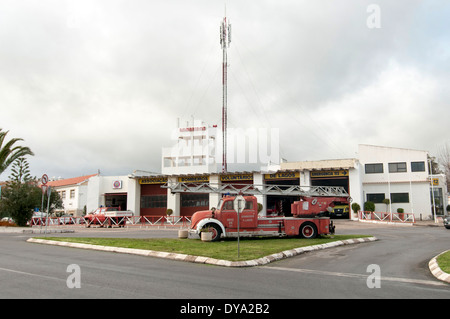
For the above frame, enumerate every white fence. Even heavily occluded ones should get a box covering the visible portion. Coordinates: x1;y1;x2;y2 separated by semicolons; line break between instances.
30;215;192;228
358;211;415;224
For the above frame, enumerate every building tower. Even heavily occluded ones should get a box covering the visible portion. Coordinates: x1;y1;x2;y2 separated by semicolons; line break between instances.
220;15;231;173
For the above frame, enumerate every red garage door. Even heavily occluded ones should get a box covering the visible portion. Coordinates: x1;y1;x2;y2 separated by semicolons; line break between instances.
180;193;209;217
140;183;167;216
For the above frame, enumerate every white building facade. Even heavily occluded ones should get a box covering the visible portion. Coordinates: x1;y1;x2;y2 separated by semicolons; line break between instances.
358;144;447;219
48;174;98;216
86;175;140;215
161;118;219;175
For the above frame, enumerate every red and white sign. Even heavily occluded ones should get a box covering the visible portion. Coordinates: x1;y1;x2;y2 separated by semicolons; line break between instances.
112;180;122;189
41;174;48;185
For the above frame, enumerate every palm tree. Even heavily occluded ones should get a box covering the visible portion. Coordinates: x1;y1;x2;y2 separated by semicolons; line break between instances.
0;129;34;176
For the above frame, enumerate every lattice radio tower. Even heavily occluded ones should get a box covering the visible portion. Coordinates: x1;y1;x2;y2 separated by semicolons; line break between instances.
220;14;231;173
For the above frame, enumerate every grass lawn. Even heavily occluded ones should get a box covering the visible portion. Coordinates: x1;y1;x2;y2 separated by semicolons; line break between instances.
41;234;370;262
437;250;450;274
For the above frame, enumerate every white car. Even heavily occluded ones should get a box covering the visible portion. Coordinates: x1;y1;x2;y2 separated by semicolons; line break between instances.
1;217;15;223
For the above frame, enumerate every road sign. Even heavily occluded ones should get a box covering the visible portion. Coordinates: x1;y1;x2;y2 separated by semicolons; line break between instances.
233;195;245;213
42;174;48;185
233;195;245;258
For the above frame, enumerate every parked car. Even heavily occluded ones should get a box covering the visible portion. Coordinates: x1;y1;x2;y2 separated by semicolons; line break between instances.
31;211;48;225
1;217;15;224
331;205;349;218
84;207;133;228
58;215;74;225
444;216;450;229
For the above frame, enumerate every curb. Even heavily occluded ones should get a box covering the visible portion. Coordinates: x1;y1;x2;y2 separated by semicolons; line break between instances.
428;250;450;284
0;227;75;234
27;236;378;267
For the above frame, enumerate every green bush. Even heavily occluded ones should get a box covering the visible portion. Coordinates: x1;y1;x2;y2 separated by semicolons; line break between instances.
351;202;361;215
364;201;375;212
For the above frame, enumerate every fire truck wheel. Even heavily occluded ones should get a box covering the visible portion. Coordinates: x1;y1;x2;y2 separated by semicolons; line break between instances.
300;222;317;239
206;224;222;242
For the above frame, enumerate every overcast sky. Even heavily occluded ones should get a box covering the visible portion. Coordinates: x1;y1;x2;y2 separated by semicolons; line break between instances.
1;0;449;180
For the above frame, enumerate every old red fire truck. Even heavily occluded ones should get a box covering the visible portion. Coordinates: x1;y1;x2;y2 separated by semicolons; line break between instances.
84;206;133;228
163;182;350;241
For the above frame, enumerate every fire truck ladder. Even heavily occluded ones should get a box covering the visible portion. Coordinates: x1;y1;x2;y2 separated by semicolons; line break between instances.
162;182;350;199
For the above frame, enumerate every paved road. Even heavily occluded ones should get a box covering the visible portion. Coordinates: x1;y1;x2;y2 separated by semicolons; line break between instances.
0;221;448;300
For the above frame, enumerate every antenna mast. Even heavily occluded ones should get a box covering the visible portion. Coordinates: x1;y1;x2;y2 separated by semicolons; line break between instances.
220;14;231;173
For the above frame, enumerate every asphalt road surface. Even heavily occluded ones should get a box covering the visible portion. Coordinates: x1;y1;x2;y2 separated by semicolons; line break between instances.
0;221;449;301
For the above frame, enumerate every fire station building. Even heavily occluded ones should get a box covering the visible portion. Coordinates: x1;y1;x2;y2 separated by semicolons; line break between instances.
124;144;447;220
66;120;447;221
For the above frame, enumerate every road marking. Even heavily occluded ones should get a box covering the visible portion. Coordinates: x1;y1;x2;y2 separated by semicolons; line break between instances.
0;266;64;282
265;266;448;287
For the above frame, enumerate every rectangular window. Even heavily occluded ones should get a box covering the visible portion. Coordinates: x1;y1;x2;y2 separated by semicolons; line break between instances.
222;200;234;211
70;189;75;199
366;193;386;204
221;200;254;211
411;161;425;172
181;194;209;207
365;163;383;174
389;162;407;173
390;193;409;203
141;195;167;209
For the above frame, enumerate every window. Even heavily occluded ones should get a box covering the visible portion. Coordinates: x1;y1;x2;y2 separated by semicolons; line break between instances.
70;189;75;199
366;193;386;204
181;194;208;207
390;193;409;203
222;200;234;210
365;163;383;174
389;162;407;173
61;191;66;199
221;199;254;211
141;195;167;208
411;161;425;172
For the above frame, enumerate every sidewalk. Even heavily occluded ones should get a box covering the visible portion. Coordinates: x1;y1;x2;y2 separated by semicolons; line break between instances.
413;219;444;227
0;226;74;234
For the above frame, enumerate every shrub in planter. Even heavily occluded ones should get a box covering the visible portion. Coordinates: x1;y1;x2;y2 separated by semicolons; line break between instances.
397;208;405;220
351;202;360;218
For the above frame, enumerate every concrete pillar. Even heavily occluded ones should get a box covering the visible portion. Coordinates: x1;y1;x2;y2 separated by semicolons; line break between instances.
167;176;180;216
253;172;266;216
209;174;220;209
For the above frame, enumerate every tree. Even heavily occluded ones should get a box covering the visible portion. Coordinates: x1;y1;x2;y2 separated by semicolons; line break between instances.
0;129;34;177
0;158;62;226
438;142;450;190
9;157;33;183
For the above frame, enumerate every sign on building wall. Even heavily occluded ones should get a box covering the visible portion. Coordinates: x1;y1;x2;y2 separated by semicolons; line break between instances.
264;172;300;180
178;176;209;183
310;170;349;178
139;177;168;184
221;174;253;182
112;180;122;189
